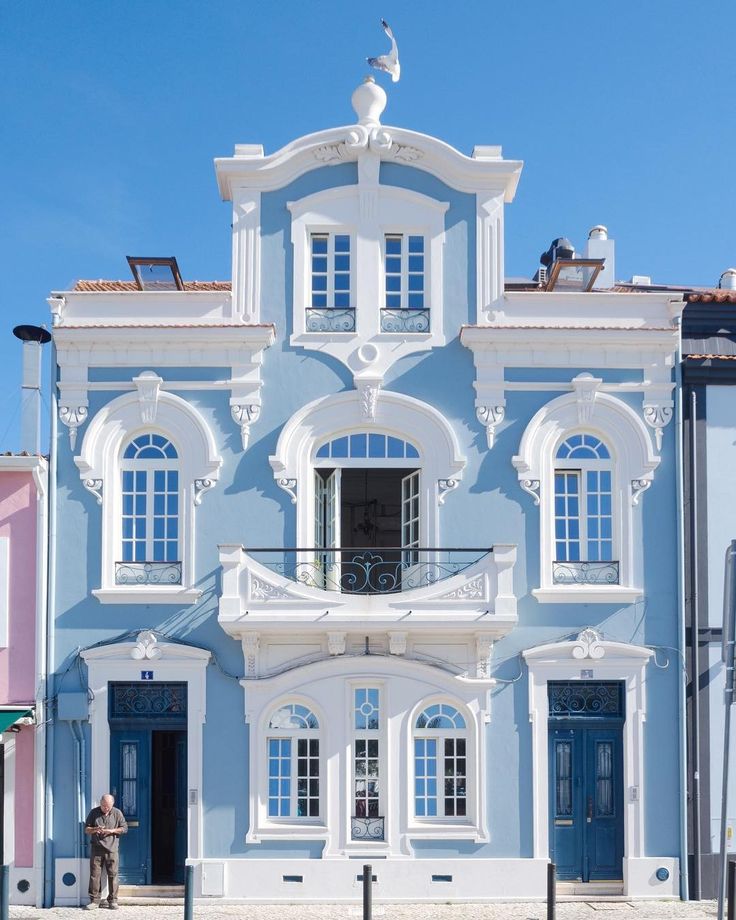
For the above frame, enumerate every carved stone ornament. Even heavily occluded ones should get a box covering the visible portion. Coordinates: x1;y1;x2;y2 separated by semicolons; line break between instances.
358;382;380;422
193;479;215;506
59;405;88;450
520;479;541;506
390;144;423;162
643;404;673;451
571;628;605;660
82;479;103;505
571;373;602;425
631;478;652;506
242;633;260;678
476;405;505;450
388;632;408;656
439;575;486;601
230;403;261;451
130;630;163;661
437;478;460;506
250;576;291;601
476;636;493;677
327;631;347;656
132;371;163;425
276;478;297;505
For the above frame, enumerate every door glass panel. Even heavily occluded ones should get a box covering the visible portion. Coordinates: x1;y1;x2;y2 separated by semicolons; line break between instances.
595;741;614;816
121;741;138;817
555;741;573;817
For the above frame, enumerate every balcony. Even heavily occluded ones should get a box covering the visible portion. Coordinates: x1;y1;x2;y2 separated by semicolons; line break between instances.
552;560;619;586
305;307;356;333
380;308;430;333
217;542;518;639
115;561;182;586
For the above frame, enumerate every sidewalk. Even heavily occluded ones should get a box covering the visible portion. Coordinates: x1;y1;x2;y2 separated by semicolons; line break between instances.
8;900;720;920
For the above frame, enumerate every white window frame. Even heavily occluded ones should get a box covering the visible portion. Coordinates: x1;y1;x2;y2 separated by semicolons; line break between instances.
382;231;428;322
513;390;660;604
349;683;385;834
412;699;471;823
265;701;323;824
74;389;222;604
288;186;448;383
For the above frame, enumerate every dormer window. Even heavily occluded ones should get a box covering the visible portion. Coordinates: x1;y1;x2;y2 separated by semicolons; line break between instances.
382;234;428;333
308;233;354;332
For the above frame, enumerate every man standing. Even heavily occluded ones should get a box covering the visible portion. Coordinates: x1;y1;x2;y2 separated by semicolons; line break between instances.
84;793;127;910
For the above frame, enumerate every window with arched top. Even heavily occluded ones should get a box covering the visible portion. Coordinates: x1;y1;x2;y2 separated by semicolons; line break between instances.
119;434;181;584
553;434;615;584
414;702;468;819
267;703;321;819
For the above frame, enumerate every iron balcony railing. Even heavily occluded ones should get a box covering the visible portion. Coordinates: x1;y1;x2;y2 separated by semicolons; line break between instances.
351;816;385;841
552;560;619;586
115;561;182;586
305;307;356;333
380;308;430;333
247;547;491;595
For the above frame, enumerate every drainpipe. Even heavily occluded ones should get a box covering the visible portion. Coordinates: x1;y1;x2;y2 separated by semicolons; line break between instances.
690;387;702;898
32;461;48;909
675;312;690;900
69;722;81;863
42;348;59;908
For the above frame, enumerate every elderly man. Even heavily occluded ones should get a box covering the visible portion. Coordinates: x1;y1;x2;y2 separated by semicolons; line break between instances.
84;793;127;910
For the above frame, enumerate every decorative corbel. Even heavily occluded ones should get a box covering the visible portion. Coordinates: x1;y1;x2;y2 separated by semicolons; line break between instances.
230;402;261;451
571;373;602;424
476;405;505;449
194;479;216;506
356;379;381;422
388;631;408;656
132;371;163;425
475;636;493;678
519;479;541;506
327;632;347;656
59;405;88;450
631;478;652;506
82;478;103;505
438;478;460;506
242;633;260;679
643;403;673;451
276;478;297;505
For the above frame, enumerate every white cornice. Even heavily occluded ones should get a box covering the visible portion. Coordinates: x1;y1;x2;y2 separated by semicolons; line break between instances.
53;325;274;352
215;123;522;198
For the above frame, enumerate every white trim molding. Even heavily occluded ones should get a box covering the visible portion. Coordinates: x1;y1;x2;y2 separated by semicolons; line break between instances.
81;636;210;863
523;630;654;894
75;389;222;603
512;382;659;603
269;389;466;549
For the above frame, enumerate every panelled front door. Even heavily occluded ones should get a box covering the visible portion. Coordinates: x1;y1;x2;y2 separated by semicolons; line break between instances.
110;730;150;884
548;681;624;882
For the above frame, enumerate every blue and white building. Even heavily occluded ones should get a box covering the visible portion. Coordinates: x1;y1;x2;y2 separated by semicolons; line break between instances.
47;77;686;903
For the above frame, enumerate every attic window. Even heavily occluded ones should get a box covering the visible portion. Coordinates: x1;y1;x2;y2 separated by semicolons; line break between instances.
127;256;184;292
545;258;604;292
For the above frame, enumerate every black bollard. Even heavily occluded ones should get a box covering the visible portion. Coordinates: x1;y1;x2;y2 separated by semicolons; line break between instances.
0;864;8;920
184;863;194;920
728;857;736;920
546;862;556;920
363;864;372;920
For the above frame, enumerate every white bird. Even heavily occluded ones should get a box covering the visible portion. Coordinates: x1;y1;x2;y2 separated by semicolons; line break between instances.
367;19;400;83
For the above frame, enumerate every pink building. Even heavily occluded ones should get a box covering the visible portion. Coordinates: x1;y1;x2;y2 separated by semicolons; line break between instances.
0;453;47;905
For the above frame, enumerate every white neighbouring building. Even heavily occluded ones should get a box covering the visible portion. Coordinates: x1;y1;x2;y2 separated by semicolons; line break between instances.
47;77;686;903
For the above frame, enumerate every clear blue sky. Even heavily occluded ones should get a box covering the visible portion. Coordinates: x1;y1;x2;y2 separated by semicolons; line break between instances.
2;0;735;451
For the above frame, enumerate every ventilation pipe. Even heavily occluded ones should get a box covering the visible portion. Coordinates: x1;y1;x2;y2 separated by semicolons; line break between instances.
584;225;616;289
719;269;736;291
12;325;51;454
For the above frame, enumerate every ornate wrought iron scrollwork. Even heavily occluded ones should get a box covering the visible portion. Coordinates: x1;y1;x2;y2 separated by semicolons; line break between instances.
115;561;182;586
548;681;623;718
351;816;385;841
380;308;430;333
110;682;187;719
305;308;356;333
552;560;619;586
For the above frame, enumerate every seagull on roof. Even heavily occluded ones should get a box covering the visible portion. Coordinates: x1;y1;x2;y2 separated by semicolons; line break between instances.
367;19;400;83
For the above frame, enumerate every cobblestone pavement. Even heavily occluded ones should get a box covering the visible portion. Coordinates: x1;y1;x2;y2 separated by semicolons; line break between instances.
8;900;720;920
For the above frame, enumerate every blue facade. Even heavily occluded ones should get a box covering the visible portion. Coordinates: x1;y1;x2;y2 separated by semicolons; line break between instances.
46;79;686;902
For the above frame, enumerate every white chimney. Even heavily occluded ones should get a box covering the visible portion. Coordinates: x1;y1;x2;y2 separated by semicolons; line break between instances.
584;225;616;289
13;325;51;455
719;268;736;291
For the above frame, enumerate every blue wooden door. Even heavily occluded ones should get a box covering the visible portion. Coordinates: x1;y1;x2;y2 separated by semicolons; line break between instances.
549;725;623;881
110;730;151;884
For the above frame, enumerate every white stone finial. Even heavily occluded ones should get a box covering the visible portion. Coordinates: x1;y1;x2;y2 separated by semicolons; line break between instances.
352;76;387;127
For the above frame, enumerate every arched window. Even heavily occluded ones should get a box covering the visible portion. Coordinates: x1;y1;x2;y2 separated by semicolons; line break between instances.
414;703;467;818
553;434;616;585
267;703;320;819
118;434;180;585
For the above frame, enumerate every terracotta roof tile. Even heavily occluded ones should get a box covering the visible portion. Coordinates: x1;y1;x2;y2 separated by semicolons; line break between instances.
685;290;736;304
685;354;736;361
73;280;231;292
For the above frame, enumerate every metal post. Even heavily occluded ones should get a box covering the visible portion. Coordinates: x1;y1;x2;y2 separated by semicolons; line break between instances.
718;542;736;920
547;862;556;920
363;863;372;920
728;858;736;920
0;864;8;920
184;863;194;920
